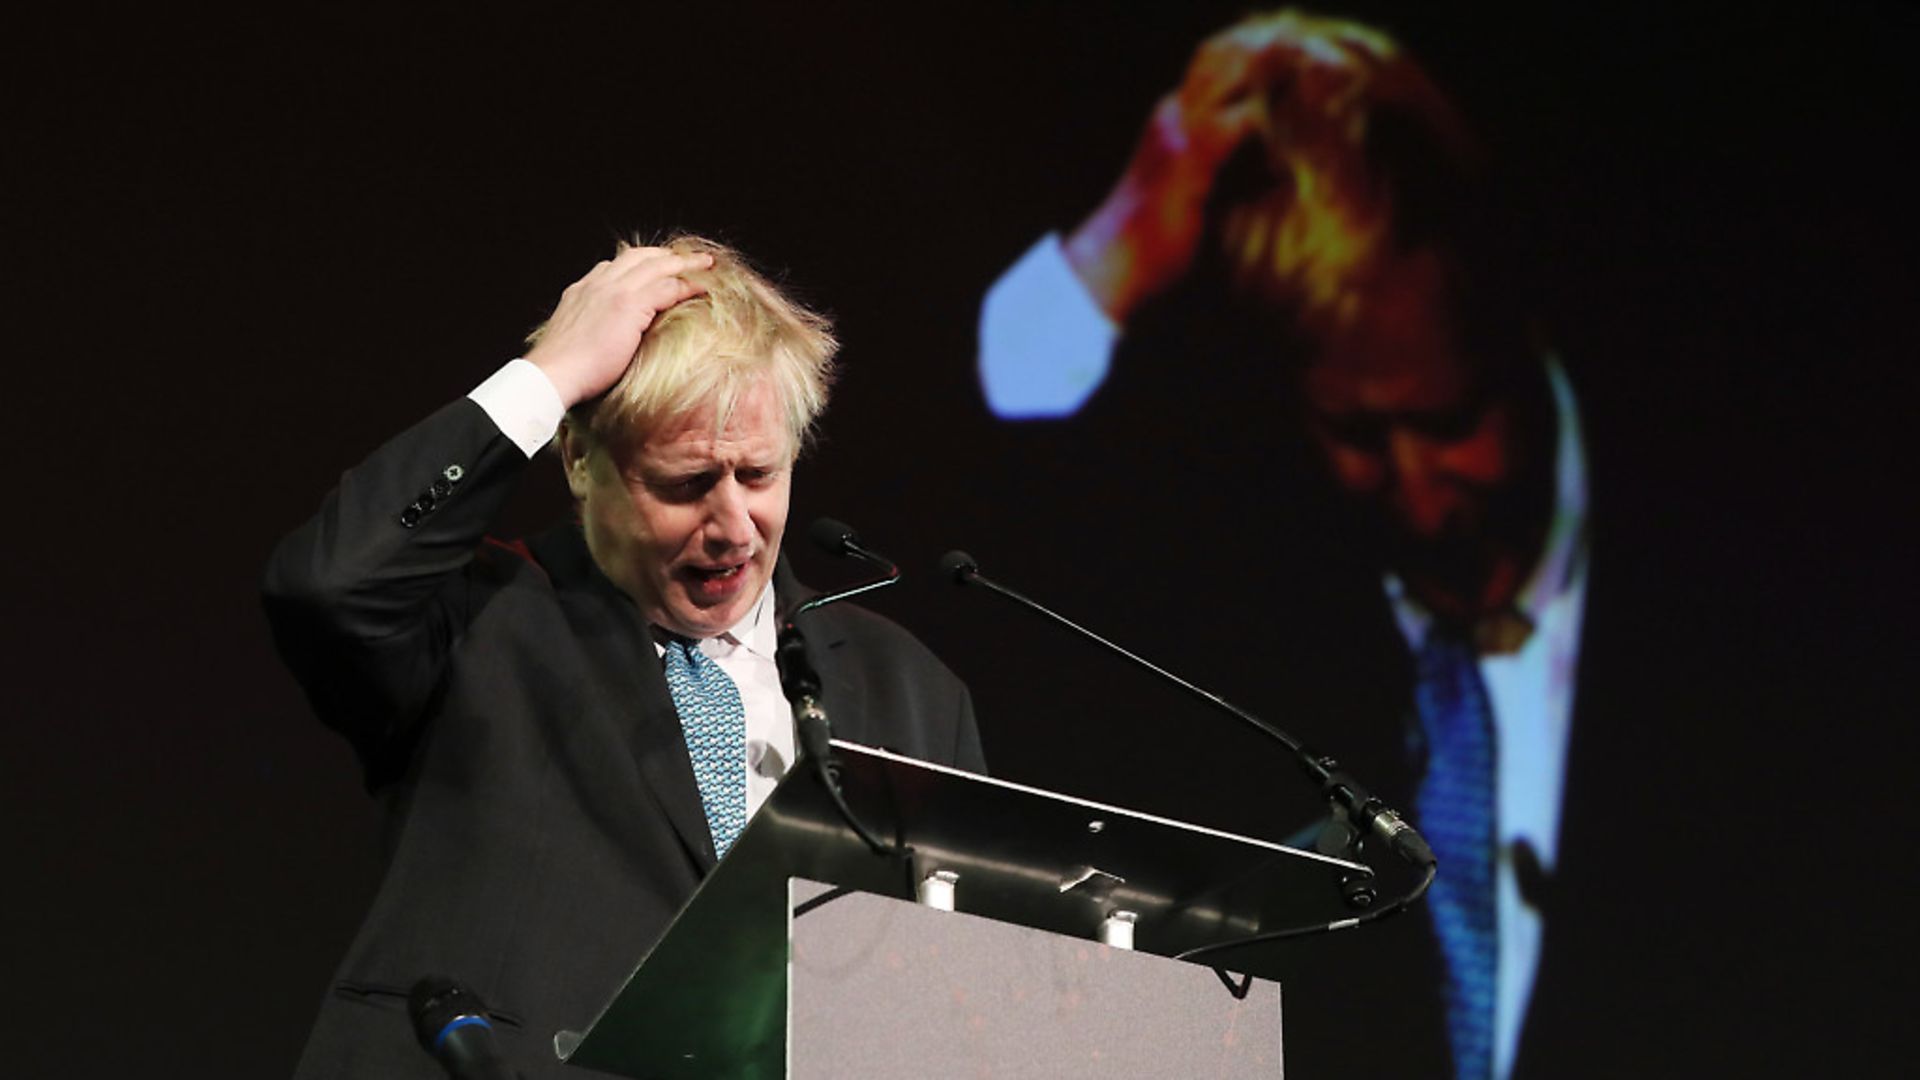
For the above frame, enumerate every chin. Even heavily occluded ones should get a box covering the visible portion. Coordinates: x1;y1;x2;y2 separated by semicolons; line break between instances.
667;610;727;639
675;596;754;638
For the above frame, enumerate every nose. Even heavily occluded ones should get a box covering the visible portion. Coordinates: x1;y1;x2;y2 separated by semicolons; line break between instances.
704;478;756;552
1386;428;1451;536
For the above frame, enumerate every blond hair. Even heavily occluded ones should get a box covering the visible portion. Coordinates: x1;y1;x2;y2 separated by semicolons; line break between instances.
537;233;838;456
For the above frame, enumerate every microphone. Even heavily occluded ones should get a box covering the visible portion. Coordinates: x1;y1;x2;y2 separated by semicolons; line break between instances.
778;517;904;705
938;550;1433;870
779;511;898;699
409;977;521;1080
938;549;978;582
808;516;861;556
777;517;908;858
806;516;901;591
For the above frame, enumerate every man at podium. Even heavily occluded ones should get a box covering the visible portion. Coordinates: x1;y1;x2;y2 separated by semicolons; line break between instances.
264;235;985;1078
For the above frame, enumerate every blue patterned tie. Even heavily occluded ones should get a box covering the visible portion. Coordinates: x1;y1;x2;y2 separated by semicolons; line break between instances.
662;638;748;859
1414;628;1498;1080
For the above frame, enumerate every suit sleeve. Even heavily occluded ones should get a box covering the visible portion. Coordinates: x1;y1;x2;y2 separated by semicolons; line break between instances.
261;398;533;784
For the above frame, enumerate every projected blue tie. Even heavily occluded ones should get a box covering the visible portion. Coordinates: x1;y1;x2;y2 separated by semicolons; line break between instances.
1414;628;1498;1080
662;638;748;859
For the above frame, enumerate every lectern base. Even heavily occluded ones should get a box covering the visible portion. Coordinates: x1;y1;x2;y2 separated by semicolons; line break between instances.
787;879;1283;1079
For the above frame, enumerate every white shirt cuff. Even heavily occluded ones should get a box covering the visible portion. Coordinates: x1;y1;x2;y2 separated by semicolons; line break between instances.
467;359;566;458
977;233;1120;419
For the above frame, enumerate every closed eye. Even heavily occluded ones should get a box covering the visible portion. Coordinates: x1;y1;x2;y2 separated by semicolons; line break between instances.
644;471;721;502
638;465;783;502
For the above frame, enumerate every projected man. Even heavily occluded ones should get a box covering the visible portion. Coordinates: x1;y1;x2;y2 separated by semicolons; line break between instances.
265;236;984;1079
977;12;1586;1080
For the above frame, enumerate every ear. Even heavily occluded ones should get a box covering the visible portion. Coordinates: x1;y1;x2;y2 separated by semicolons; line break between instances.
557;418;595;501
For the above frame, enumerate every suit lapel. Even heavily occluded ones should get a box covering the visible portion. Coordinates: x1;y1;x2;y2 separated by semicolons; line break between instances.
531;525;717;874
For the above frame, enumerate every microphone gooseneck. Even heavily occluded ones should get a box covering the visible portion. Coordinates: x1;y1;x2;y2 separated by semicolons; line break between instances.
938;548;1431;868
938;549;1436;960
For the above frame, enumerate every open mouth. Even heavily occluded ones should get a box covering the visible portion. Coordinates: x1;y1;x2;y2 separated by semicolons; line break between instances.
683;561;750;598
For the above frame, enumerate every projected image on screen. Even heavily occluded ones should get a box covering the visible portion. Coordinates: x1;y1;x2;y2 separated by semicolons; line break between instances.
974;10;1585;1080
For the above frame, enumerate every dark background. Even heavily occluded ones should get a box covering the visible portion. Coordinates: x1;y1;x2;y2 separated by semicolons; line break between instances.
6;2;1915;1075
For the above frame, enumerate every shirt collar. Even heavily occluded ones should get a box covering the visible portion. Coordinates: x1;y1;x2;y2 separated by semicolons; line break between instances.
1511;355;1589;627
730;581;779;660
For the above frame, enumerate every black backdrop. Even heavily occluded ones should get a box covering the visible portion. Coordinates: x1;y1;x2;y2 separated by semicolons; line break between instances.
6;3;1916;1075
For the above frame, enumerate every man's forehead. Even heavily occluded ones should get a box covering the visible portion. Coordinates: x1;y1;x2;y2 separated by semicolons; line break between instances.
628;395;797;467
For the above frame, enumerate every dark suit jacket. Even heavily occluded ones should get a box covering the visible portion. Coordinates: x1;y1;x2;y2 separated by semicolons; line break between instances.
264;398;984;1080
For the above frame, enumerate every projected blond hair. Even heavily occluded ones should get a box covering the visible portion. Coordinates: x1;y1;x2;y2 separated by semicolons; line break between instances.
1215;11;1480;343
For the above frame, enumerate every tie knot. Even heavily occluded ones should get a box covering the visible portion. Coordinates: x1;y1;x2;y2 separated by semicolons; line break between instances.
659;632;712;669
1415;628;1483;700
1420;623;1476;657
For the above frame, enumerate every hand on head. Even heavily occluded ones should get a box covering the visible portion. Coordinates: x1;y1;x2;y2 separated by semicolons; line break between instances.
1063;9;1458;325
527;244;716;408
